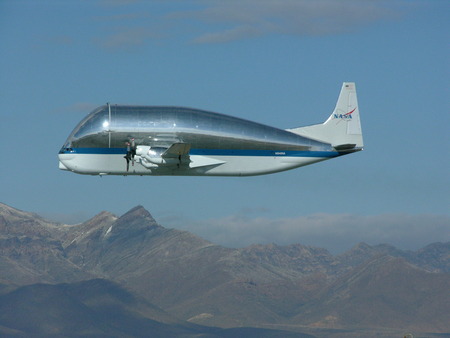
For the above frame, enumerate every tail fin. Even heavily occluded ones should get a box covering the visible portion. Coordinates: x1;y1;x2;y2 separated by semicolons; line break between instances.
288;82;363;151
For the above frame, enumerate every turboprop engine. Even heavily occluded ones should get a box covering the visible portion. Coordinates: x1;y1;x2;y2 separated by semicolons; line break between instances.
136;145;189;167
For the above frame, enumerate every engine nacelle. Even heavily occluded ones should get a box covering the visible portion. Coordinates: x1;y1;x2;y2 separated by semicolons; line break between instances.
136;146;179;166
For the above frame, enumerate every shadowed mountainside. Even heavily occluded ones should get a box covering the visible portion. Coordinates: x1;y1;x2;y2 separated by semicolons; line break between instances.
0;278;311;338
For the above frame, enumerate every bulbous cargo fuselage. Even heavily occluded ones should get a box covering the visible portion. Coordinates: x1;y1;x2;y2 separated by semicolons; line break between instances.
58;105;336;176
58;83;363;176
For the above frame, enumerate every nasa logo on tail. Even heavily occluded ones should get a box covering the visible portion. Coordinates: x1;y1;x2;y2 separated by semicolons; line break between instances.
334;107;356;121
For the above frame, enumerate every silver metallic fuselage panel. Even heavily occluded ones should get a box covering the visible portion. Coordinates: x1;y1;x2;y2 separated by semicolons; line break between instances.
59;105;339;176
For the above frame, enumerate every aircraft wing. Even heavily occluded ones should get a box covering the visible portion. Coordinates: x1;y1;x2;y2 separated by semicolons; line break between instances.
136;142;225;169
161;143;191;158
160;143;224;168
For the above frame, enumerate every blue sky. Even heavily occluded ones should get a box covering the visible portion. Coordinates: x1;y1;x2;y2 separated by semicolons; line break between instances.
1;0;449;253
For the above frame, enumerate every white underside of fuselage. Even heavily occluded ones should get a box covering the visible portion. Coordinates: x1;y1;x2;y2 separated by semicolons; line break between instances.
58;153;332;177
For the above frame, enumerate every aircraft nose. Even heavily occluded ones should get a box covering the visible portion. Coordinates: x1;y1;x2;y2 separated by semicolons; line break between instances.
59;160;69;171
58;152;76;172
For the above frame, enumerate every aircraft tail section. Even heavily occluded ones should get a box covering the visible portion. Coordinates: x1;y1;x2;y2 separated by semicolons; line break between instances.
288;82;363;151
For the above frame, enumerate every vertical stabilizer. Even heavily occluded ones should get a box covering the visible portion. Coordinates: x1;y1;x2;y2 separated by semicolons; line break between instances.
287;82;363;151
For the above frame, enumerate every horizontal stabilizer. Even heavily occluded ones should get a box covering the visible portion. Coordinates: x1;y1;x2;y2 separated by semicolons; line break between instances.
334;144;356;151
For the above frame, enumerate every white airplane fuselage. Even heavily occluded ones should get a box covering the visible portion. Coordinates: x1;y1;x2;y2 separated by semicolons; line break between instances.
58;83;363;177
58;152;338;176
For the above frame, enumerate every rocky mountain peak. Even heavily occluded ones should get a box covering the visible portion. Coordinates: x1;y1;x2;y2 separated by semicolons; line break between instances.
87;211;117;224
415;242;450;273
0;203;58;239
0;203;45;225
0;202;27;216
119;205;155;222
108;206;160;237
351;242;372;251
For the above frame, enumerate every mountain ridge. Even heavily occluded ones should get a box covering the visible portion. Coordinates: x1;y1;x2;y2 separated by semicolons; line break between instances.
0;202;448;337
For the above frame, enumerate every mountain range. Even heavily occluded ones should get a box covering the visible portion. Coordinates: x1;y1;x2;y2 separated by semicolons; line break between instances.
0;202;449;337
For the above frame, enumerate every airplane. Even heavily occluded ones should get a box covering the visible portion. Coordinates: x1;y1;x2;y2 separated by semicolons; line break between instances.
58;82;363;176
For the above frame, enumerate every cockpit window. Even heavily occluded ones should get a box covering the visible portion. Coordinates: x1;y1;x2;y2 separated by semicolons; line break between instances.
72;107;109;140
61;105;109;148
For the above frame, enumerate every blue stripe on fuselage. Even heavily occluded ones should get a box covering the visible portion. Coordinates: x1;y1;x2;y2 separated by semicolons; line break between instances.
189;149;339;157
60;148;127;154
60;148;340;157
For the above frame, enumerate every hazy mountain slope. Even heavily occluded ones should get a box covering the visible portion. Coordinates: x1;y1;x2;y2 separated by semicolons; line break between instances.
0;280;181;337
0;202;449;335
413;241;450;273
296;256;450;332
60;207;333;325
0;279;313;338
0;204;93;284
0;203;61;238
